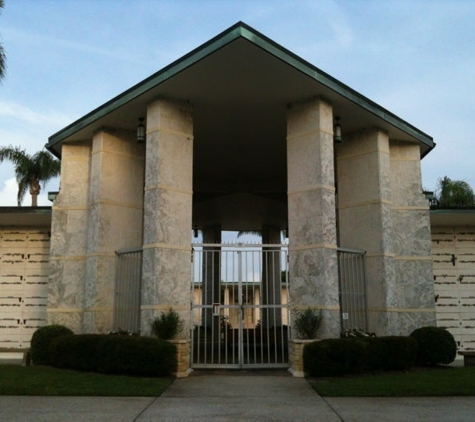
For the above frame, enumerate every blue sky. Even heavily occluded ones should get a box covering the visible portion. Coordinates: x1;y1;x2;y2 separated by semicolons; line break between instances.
1;0;474;206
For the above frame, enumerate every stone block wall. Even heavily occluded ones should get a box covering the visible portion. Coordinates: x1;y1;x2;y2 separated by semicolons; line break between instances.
141;98;193;338
48;130;145;334
286;98;340;338
389;141;435;333
48;143;91;332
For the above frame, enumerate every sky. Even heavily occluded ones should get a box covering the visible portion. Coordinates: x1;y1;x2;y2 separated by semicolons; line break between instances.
1;0;475;206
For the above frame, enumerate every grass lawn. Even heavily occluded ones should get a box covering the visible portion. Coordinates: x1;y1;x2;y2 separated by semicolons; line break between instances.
0;365;174;396
309;366;475;397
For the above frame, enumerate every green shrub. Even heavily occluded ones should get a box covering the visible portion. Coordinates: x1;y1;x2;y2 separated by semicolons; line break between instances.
410;326;457;366
363;336;418;371
151;308;184;340
293;308;323;339
30;324;73;365
304;336;418;376
304;338;367;376
49;334;177;376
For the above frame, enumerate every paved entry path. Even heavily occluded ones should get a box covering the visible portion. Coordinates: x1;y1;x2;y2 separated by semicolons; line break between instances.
139;370;339;421
1;370;475;421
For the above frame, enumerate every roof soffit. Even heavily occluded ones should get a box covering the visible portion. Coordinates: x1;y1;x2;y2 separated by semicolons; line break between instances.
47;22;434;158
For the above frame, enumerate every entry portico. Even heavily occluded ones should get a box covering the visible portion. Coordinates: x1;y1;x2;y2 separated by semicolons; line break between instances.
46;22;436;370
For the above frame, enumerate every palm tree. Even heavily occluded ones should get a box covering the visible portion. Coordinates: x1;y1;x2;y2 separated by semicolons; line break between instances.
434;176;475;208
0;145;61;206
0;0;6;81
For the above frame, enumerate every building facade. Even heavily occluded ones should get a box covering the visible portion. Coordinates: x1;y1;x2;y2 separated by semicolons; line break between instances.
44;23;436;370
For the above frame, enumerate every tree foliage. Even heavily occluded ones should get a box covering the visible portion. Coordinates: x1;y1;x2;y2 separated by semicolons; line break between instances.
0;0;5;81
434;176;475;208
0;145;61;206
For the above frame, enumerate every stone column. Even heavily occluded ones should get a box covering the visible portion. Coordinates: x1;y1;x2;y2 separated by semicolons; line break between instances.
337;128;395;335
83;128;145;333
48;143;91;333
141;98;193;339
262;224;282;328
202;225;221;335
287;97;340;338
389;141;436;333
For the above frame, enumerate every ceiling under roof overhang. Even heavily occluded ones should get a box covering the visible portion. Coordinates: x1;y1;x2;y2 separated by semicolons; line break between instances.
47;22;434;159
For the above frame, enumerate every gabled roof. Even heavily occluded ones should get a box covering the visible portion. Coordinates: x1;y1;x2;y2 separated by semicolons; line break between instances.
47;21;434;158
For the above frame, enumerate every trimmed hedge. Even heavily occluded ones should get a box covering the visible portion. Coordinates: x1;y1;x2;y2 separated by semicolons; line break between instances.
304;338;367;376
303;336;418;377
363;336;418;371
410;326;457;366
30;325;74;365
49;334;177;376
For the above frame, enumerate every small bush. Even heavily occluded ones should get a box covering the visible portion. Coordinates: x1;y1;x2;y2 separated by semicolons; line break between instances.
151;308;184;340
294;308;323;339
49;334;177;376
363;336;418;371
30;324;73;365
304;336;418;376
410;326;457;366
304;338;367;376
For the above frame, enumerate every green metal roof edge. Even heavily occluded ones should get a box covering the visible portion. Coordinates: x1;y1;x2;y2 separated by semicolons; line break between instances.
238;24;433;148
47;22;246;151
0;206;52;214
47;21;434;152
430;208;475;214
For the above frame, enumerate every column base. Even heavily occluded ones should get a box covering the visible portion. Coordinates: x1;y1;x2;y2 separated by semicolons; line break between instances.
289;339;320;378
168;339;192;378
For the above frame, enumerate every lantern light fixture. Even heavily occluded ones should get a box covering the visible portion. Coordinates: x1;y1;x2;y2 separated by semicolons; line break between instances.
137;117;146;143
334;116;342;143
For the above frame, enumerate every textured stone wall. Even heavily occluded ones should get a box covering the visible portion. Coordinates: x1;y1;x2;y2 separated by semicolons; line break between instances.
337;128;396;335
389;141;435;333
286;98;340;338
141;98;193;338
83;128;145;333
48;143;91;332
338;130;435;335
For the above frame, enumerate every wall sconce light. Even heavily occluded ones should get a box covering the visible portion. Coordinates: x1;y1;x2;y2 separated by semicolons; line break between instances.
334;116;342;143
193;225;199;238
137;117;146;143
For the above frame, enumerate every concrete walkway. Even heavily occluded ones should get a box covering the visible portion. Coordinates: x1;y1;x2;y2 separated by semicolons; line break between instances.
1;371;474;421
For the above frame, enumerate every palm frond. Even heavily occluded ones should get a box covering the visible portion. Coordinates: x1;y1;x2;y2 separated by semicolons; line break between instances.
435;176;475;208
1;145;61;206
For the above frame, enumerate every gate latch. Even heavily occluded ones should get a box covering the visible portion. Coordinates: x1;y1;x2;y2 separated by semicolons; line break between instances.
212;303;220;316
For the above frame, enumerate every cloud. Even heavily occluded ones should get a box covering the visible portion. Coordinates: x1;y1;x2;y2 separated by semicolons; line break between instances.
3;26;139;63
0;101;71;128
0;177;57;207
0;178;19;206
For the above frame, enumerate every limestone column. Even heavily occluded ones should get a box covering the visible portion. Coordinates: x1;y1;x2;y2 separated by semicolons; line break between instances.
83;128;145;333
141;98;193;339
262;224;282;328
389;141;436;333
287;97;340;338
48;143;91;333
202;225;221;336
337;128;395;335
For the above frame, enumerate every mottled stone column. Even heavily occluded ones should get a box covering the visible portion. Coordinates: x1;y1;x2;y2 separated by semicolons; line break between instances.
337;128;396;335
389;141;436;333
83;128;145;333
141;98;193;339
48;143;91;332
262;224;282;328
287;98;340;338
